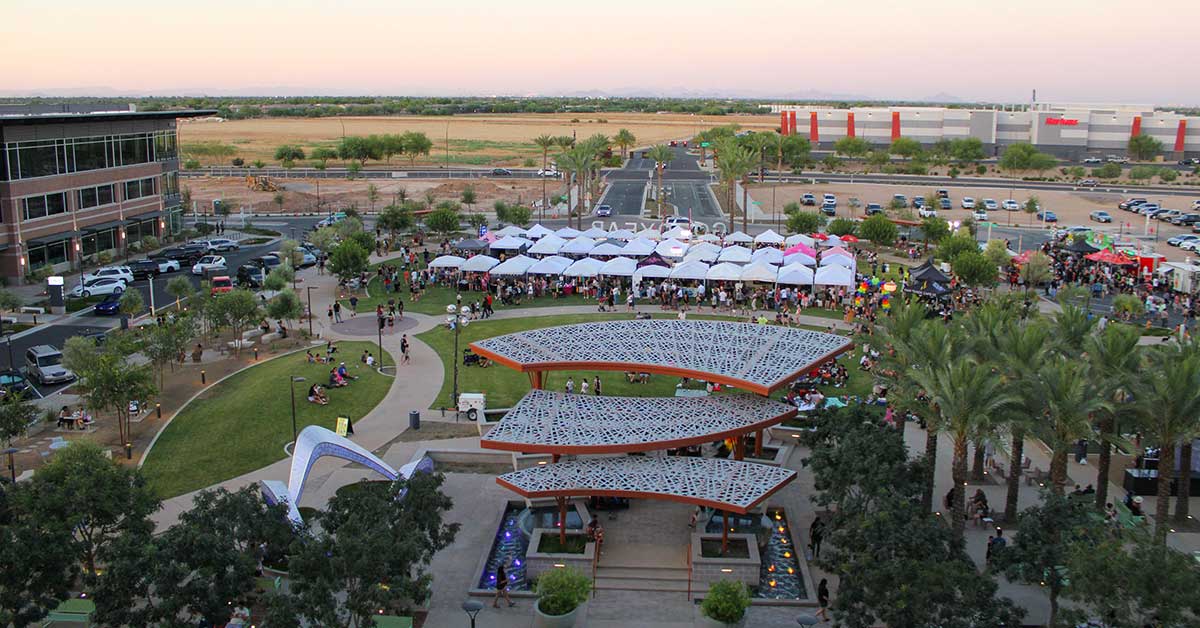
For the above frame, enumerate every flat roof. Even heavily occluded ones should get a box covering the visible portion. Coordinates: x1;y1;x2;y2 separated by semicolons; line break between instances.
496;455;796;513
0;109;217;126
481;390;797;454
470;320;853;395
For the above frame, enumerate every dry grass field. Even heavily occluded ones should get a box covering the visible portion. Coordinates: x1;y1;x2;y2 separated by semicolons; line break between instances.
178;112;778;167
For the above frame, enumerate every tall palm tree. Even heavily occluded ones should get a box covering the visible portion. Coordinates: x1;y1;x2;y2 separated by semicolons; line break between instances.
555;150;580;224
1084;324;1142;511
695;130;710;166
1137;344;1200;543
583;134;610;209
533;134;556;222
714;141;755;232
1035;356;1112;494
645;144;675;217
993;318;1051;521
554;135;575;216
910;354;1018;541
748;132;773;183
614;129;636;162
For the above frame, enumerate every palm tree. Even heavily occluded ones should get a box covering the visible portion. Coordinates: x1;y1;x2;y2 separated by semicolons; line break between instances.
614;129;635;162
1137;344;1200;543
714;141;755;232
555;151;580;224
645;144;675;217
583;134;610;209
910;354;1018;540
1035;357;1111;494
993;318;1051;521
554;135;575;215
1084;324;1142;511
533;134;556;222
694;130;710;166
747;132;773;183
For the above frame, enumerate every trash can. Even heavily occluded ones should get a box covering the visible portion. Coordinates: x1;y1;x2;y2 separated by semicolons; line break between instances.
409;410;420;431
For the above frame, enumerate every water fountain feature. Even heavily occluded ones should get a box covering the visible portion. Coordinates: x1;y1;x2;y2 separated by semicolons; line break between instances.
478;504;584;591
705;507;805;599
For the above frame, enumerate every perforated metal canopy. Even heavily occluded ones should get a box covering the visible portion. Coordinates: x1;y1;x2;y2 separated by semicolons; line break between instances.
481;390;797;454
470;319;852;394
496;455;796;513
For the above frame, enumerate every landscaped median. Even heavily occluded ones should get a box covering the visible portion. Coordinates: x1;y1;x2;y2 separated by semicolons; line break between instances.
141;341;393;499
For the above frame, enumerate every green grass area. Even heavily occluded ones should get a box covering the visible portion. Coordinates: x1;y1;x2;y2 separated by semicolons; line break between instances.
537;534;588;554
416;313;860;410
449;139;539;153
142;341;394;499
181;141;238;157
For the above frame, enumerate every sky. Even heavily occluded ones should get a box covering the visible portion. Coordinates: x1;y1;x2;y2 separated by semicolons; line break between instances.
3;0;1199;105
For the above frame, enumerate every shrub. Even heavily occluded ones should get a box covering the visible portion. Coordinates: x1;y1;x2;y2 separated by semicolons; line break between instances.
535;566;591;616
976;165;987;175
1093;163;1122;179
183;159;200;170
948;167;960;178
1129;165;1156;180
523;158;536;167
826;217;858;236
701;580;750;624
1160;168;1178;182
97;251;113;265
252;160;265;169
231;157;245;167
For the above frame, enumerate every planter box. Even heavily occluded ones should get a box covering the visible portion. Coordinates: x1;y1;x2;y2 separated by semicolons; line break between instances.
691;533;761;590
768;425;814;443
533;598;587;628
525;528;595;582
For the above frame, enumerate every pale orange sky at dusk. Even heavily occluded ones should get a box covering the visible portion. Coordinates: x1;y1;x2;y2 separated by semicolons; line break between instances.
2;0;1198;104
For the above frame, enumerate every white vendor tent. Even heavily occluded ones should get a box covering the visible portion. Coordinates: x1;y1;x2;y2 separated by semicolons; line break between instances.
494;225;527;238
635;228;663;240
656;238;689;259
706;262;744;282
525;224;555;240
560;237;597;256
527;255;574;275
783;252;818;267
813;264;854;287
491;236;533;252
607;229;636;241
490;254;537;276
563;257;606;278
669;260;710;280
589;242;626;257
581;227;609;238
740;262;779;283
461;255;501;272
716;245;752;264
621;238;657;256
528;234;567;256
784;233;816;247
751;247;784;265
753;229;785;245
724;231;754;244
428;255;466;269
776;263;815;286
820;253;856;269
600;257;639;277
555;226;582;239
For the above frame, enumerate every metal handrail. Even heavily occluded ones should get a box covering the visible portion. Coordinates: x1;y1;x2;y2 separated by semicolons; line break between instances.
685;543;693;600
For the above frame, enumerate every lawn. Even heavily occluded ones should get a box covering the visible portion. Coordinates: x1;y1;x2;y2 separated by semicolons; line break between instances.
142;341;394;499
416;313;867;410
343;278;596;316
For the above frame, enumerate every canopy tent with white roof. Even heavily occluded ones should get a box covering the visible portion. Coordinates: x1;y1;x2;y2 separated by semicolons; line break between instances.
751;247;784;266
560;237;597;256
621;238;657;257
740;262;779;283
823;246;853;258
686;242;721;257
723;231;754;244
683;248;719;264
524;224;555;240
655;238;689;259
669;260;710;280
493;225;527;238
698;233;722;243
460;254;501;272
589;242;626;257
554;226;582;239
632;264;673;284
490;254;537;276
716;245;752;264
527;255;574;275
607;228;636;241
527;234;567;256
814;264;854;287
776;263;815;286
635;227;663;241
821;236;845;248
662;226;692;241
784;233;816;248
705;262;744;282
753;229;785;246
783;252;817;267
600;256;639;277
563;257;606;278
428;255;466;269
580;227;609;239
819;253;856;269
490;235;534;251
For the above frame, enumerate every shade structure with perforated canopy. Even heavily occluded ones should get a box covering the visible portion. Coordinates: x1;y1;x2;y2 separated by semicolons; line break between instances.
622;238;658;257
490;254;537;276
754;229;785;246
751;247;784;266
589;242;626;257
717;245;753;264
560;237;597;256
526;255;574;276
428;255;466;269
706;262;745;282
740;262;779;283
776;263;815;286
669;260;710;280
494;225;528;238
490;236;533;252
724;231;754;244
813;264;854;287
527;234;567;256
600;256;638;277
470;319;853;395
581;227;609;238
482;390;797;454
525;224;555;240
496;455;796;514
460;254;501;272
562;257;606;278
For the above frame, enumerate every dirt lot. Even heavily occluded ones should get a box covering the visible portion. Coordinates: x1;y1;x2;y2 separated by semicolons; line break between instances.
185;176;555;215
178;112;777;167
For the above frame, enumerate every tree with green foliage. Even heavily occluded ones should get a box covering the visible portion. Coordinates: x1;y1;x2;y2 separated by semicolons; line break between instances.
921;216;951;245
780;134;812;169
334;216;364;240
465;212;487;234
337;137;377;165
1112;292;1145;318
365;183;380;213
1128;134;1163;161
274;145;306;162
833;136;871;160
310;147;338;163
999;143;1057;174
951;250;997;287
142;315;196;387
346;161;362;178
1093;162;1122;178
267;289;304;335
983;239;1011;270
0;288;29;314
1068;165;1087;179
506;205;532;227
424;207;462;237
950;138;987;163
1083;324;1143;511
0;481;79;628
402;131;433;166
67;338;157;455
826;217;858;236
935;231;977;263
377;203;414;244
208;290;261;355
533;134;557;219
0;394;38;447
165;275;194;311
19;441;158;576
273;474;459;627
613;128;636;160
1021;251;1052;291
1063;532;1200;627
460;185;476;211
1023;196;1040;225
866;150;890;171
889;137;922;160
307;225;340;254
858;214;898;251
713;141;754;231
328;240;369;288
1135;342;1200;543
786;210;823;235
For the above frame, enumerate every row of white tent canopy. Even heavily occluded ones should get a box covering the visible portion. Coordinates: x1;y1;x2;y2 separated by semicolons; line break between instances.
486;224;845;248
428;254;855;286
488;236;853;266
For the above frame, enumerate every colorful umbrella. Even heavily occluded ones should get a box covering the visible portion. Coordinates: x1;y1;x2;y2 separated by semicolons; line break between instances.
811;233;829;241
840;235;860;243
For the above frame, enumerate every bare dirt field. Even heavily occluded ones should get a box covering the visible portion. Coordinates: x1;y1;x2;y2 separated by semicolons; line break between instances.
186;176;556;215
178;112;777;167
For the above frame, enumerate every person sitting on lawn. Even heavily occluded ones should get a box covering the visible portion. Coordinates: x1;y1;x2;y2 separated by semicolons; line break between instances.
259;319;270;334
361;350;371;364
336;362;356;381
329;368;348;388
307;384;328;405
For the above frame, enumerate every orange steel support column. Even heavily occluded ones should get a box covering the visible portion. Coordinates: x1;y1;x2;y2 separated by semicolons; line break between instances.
1131;116;1142;138
755;429;763;457
1176;120;1188;153
734;436;745;461
558;496;567;544
530;371;544;389
789;111;797;137
780;111;789;135
891;111;901;141
847;112;856;138
809;112;818;143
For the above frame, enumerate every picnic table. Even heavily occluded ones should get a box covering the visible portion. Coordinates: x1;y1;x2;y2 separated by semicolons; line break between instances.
42;598;95;625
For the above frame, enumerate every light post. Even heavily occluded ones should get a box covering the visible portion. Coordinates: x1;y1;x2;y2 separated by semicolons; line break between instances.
3;447;16;483
1;329;12;370
377;314;385;371
461;600;483;628
306;286;315;337
445;304;471;420
288;376;306;449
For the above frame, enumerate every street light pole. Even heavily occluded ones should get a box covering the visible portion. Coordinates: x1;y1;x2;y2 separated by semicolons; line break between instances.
306;286;315;337
446;305;470;419
288;376;306;449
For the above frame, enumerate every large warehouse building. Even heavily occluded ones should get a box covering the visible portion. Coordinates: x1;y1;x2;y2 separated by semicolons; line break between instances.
0;104;213;283
766;103;1199;160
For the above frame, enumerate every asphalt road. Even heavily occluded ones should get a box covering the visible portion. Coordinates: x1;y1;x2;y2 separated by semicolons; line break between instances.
597;146;721;221
768;172;1200;198
600;181;648;216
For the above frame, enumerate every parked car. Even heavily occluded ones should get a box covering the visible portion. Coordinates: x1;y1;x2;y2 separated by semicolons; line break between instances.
210;276;234;296
204;238;241;252
1036;211;1058;222
801;193;817;206
864;203;884;215
918;207;938;218
1167;234;1200;247
1156;210;1183;222
1192;200;1200;210
257;254;282;272
912;197;926;209
1002;199;1020;211
82;266;133;285
595;204;612;217
1078;179;1098;186
0;370;33;399
237;264;266;288
822;193;836;205
982;198;999;211
1182;238;1200;250
820;202;837;216
1082;157;1103;164
491;168;512;176
892;194;907;206
1106;155;1129;163
129;259;163;279
1171;213;1200;226
315;212;347;229
1089;211;1113;223
537;168;560;177
1118;198;1147;210
961;197;976;209
192;255;227;275
1138;206;1163;217
25;345;75;385
936;189;950;199
938;198;952;210
972;209;988;221
156;244;208;264
92;293;122;315
1179;158;1200;166
69;277;127;298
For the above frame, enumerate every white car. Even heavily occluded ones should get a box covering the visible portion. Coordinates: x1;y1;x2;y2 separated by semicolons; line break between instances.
192;255;227;275
983;198;999;211
537;168;560;177
203;238;241;252
972;209;988;221
961;197;976;209
70;277;126;298
1192;200;1200;210
822;193;836;205
1002;199;1020;211
1182;239;1200;251
83;266;134;285
918;207;938;218
155;259;182;273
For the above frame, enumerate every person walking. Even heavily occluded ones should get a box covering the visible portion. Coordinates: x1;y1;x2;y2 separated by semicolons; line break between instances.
593;376;602;395
332;301;343;323
401;335;411;364
492;562;515;608
348;295;358;316
326;306;334;326
814;578;830;622
809;517;825;559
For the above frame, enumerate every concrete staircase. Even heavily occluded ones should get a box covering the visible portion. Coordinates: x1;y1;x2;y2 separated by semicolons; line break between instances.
592;543;697;595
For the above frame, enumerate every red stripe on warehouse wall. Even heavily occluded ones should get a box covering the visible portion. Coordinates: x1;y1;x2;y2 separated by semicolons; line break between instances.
1131;116;1142;138
891;112;901;141
1176;120;1187;152
847;113;855;138
780;111;789;135
789;111;797;137
810;112;819;143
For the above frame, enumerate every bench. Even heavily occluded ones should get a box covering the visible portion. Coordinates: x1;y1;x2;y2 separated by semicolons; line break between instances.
227;340;255;350
21;306;45;315
242;328;265;341
260;332;283;343
53;424;97;434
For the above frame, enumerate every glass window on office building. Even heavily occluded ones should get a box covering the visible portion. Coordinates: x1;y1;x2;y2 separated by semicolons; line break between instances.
154;131;178;161
126;218;158;242
124;177;156;201
27;240;70;269
77;184;116;210
81;229;117;258
22;192;68;221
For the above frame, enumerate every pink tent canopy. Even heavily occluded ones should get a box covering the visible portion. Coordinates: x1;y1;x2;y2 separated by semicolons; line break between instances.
823;246;853;258
784;242;817;257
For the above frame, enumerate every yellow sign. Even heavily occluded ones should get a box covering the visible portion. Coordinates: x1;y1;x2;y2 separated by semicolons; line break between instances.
335;417;350;437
